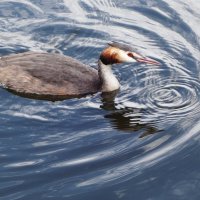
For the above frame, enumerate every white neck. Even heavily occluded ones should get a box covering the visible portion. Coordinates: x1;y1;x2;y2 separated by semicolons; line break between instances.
98;60;120;92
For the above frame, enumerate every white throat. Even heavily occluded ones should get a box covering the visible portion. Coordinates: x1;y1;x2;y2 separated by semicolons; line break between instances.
98;60;120;92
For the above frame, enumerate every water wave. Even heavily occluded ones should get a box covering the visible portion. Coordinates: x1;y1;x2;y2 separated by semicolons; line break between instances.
0;0;200;199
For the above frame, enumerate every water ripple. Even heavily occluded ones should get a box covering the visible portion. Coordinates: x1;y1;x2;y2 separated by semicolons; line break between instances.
136;76;200;124
0;0;200;199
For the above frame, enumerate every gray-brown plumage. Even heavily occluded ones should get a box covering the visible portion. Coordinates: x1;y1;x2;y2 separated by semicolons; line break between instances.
0;52;100;99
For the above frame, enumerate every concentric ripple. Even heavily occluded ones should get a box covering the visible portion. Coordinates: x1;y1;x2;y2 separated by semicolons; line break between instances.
136;76;200;124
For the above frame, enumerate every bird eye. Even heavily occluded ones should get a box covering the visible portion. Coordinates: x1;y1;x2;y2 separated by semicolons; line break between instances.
127;52;134;58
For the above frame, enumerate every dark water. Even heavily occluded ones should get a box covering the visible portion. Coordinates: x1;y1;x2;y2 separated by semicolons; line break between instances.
0;0;200;199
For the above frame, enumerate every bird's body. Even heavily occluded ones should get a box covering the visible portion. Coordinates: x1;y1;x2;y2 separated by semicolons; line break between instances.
0;42;160;100
0;52;100;98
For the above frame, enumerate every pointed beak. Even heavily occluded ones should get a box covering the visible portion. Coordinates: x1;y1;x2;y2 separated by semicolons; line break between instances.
136;56;161;65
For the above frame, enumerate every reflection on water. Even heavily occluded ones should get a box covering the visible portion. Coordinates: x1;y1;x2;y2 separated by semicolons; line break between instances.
101;91;160;138
0;0;200;200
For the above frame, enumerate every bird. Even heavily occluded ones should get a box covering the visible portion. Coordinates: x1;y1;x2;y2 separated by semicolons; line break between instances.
0;42;160;100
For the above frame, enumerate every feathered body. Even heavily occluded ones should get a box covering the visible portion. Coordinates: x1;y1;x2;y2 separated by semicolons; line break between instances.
0;42;160;100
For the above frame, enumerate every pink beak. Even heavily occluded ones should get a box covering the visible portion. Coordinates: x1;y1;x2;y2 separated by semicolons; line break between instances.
136;57;161;65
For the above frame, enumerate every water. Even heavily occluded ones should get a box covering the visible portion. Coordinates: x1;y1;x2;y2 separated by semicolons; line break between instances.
0;0;200;199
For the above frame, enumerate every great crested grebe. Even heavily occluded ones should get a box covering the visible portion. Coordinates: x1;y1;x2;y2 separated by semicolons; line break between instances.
0;42;160;99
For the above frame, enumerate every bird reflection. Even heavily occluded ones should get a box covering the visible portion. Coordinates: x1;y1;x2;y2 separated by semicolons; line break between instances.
100;91;160;138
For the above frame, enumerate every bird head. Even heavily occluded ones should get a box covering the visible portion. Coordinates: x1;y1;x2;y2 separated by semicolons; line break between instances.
100;42;160;65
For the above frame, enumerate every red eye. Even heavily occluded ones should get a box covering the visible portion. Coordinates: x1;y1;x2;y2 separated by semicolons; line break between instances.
127;52;134;58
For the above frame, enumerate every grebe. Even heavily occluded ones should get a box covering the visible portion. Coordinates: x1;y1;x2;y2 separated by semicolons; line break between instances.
0;42;160;99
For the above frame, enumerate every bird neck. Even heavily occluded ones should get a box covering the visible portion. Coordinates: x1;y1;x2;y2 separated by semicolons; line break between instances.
98;60;120;92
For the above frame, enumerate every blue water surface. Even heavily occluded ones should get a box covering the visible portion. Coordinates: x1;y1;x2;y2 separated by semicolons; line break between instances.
0;0;200;200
